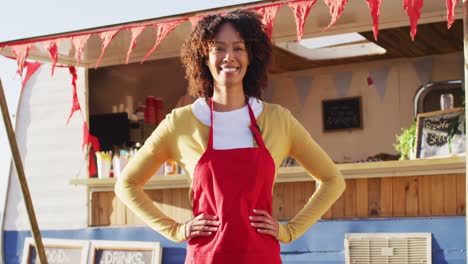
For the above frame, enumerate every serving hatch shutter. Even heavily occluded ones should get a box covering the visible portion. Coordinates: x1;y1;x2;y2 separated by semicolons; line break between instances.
345;233;431;264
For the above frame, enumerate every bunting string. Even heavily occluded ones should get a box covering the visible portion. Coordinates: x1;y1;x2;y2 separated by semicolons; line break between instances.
0;0;461;72
4;55;101;177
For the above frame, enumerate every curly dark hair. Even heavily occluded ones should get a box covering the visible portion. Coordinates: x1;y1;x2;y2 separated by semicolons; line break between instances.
181;10;272;99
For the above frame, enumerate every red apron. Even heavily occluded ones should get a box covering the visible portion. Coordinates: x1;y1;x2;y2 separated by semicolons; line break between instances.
185;98;281;264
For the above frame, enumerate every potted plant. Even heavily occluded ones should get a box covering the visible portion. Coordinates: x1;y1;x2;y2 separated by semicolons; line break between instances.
394;121;417;160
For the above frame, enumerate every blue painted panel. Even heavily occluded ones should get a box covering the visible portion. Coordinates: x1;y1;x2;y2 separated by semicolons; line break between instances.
4;217;466;264
284;217;467;252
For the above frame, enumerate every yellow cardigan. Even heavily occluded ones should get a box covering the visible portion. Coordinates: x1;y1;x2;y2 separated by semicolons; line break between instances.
115;102;345;243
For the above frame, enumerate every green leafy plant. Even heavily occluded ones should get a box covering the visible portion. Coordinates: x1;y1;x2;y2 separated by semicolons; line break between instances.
394;121;417;160
447;104;465;154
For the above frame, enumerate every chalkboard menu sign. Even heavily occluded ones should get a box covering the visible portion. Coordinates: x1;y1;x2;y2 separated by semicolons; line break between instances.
21;238;89;264
322;97;363;131
89;240;162;264
415;108;465;158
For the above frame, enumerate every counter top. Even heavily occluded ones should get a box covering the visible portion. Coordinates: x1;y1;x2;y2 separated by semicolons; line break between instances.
70;156;465;190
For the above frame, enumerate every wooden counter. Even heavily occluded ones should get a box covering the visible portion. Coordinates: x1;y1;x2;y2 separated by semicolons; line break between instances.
70;156;466;189
70;156;466;227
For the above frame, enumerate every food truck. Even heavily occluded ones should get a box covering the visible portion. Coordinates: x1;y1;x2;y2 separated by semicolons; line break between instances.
0;0;466;263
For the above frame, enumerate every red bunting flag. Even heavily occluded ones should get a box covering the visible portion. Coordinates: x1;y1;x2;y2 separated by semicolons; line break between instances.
82;122;100;151
82;122;100;177
403;0;423;40
126;26;146;64
364;0;382;40
21;61;42;91
323;0;349;30
67;66;81;124
10;44;31;76
254;4;281;38
289;0;317;41
71;34;91;67
95;29;120;68
88;151;97;177
42;39;62;76
446;0;459;28
141;19;185;64
189;16;204;29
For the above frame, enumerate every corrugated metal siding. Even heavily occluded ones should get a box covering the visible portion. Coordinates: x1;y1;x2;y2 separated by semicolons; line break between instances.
5;65;88;230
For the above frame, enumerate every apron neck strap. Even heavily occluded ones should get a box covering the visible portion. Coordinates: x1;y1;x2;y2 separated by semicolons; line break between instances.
208;97;265;150
246;98;265;149
208;98;214;149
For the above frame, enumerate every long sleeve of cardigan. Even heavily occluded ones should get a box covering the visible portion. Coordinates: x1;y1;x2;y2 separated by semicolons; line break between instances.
115;104;345;243
114;118;187;242
276;113;346;243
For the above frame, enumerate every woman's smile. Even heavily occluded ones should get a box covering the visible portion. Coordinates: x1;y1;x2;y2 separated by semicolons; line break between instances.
219;65;240;74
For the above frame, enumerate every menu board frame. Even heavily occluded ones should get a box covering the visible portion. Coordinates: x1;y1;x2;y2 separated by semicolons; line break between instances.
415;107;465;158
88;240;162;264
21;237;90;264
322;96;363;132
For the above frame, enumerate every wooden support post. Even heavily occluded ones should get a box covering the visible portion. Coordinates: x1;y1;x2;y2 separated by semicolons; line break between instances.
464;0;468;252
0;79;48;263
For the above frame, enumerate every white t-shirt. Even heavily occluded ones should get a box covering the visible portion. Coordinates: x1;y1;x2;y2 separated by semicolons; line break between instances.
191;97;264;150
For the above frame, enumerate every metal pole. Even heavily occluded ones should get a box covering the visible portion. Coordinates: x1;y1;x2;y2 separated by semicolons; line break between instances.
0;79;48;263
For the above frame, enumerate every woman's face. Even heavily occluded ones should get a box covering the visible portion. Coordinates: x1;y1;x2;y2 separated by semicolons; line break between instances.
207;23;249;90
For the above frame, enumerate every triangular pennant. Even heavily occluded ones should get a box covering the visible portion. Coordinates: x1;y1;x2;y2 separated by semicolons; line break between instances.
264;79;275;102
446;0;460;29
82;122;100;151
71;34;91;67
67;66;81;124
82;122;100;177
254;4;281;38
369;67;389;101
364;0;382;40
403;0;424;40
21;61;42;91
189;16;204;29
141;19;185;64
413;57;433;85
42;39;63;76
95;29;120;68
126;26;146;64
288;0;317;41
88;151;97;177
293;76;313;108
333;72;352;97
323;0;350;30
10;44;31;76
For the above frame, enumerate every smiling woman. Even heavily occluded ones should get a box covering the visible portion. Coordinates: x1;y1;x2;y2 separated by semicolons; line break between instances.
115;9;345;264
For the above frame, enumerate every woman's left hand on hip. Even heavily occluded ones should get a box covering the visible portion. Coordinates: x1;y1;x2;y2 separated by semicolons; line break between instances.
249;209;279;238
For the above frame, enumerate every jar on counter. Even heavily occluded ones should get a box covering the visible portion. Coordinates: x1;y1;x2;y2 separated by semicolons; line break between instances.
164;160;177;175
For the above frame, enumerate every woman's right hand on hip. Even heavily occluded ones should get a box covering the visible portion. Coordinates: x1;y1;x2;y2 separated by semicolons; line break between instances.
185;213;220;239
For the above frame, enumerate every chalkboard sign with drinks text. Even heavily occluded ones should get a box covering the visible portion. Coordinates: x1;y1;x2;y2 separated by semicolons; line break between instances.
322;97;363;132
415;108;465;158
88;240;162;264
21;238;89;264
